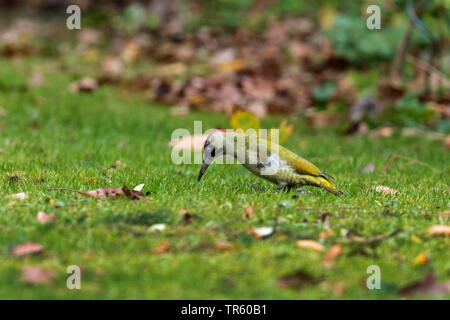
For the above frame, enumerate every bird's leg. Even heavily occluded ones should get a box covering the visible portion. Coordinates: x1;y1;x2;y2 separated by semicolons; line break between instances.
275;182;288;191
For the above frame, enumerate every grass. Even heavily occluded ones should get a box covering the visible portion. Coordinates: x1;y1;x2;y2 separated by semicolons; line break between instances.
0;57;449;299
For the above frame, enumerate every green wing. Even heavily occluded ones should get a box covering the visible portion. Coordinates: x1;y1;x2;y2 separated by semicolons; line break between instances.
278;144;333;180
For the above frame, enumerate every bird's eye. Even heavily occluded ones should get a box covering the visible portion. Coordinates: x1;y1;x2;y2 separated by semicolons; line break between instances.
210;148;216;158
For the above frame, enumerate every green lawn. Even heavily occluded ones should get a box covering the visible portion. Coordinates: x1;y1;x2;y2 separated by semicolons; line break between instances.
0;58;449;299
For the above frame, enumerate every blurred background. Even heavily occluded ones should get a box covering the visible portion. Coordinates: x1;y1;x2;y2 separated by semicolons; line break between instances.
0;0;448;144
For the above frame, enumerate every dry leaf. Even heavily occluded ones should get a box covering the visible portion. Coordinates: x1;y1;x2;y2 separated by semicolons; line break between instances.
69;77;98;93
36;211;56;224
49;185;146;200
370;127;394;138
374;185;398;195
278;269;323;290
151;242;171;254
427;225;450;236
242;206;254;220
12;243;44;256
320;228;333;240
213;240;239;252
324;244;342;267
21;266;54;284
296;240;324;252
412;252;429;266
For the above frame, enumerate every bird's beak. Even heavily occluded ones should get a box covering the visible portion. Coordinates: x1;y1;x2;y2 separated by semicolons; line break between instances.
198;161;210;181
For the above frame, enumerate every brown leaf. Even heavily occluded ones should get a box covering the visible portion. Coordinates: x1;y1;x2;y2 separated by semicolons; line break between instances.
36;211;56;224
213;240;239;252
12;243;44;256
121;185;146;200
49;185;146;200
374;185;398;195
400;272;450;297
242;206;254;220
324;244;343;269
278;269;323;290
69;77;98;93
21;266;54;284
427;225;450;236
306;112;340;128
151;242;171;254
370;126;394;138
296;240;324;252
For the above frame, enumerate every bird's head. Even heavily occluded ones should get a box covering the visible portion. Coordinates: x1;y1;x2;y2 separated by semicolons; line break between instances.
198;129;228;181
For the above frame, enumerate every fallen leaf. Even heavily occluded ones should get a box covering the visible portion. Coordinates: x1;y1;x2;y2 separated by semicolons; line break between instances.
49;185;146;200
412;252;429;266
374;185;398;195
213;240;239;252
218;58;246;73
320;228;333;240
370;127;394;138
427;225;450;236
151;242;171;254
36;211;56;224
400;271;450;297
7;192;27;200
155;62;187;77
249;226;274;239
122;41;140;63
21;266;54;284
278;269;323;290
324;244;343;269
242;206;254;220
359;162;375;174
12;243;44;256
296;240;324;252
69;77;98;93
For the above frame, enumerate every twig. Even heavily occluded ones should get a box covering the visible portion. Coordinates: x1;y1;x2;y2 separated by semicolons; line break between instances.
382;154;439;174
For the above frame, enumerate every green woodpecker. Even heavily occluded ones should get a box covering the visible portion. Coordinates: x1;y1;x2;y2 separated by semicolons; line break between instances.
198;129;343;195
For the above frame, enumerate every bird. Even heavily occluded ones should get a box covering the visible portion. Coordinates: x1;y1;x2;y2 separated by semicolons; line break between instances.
198;129;343;195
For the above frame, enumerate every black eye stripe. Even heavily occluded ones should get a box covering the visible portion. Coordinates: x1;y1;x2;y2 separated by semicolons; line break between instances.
210;148;215;157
